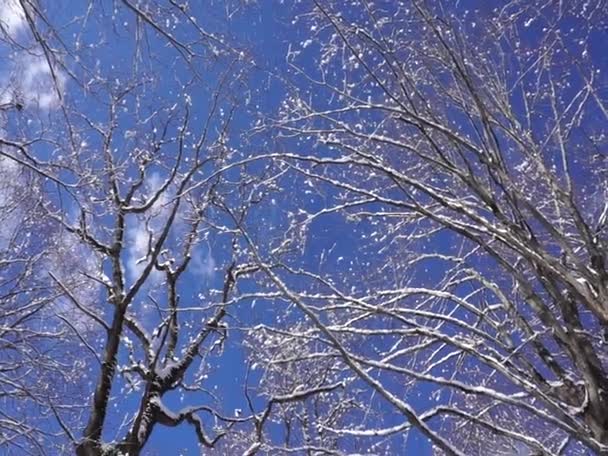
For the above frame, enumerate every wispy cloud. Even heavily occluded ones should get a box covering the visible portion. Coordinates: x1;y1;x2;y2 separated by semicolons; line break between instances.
0;156;22;250
0;0;26;38
46;232;103;333
18;54;65;110
191;244;217;281
125;172;171;285
0;1;65;111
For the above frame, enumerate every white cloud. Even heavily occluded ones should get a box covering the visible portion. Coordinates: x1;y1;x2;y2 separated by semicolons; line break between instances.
125;173;171;284
0;53;65;111
0;156;23;250
0;152;19;175
0;0;26;38
0;0;65;112
191;244;216;280
126;218;155;282
45;232;103;333
18;54;65;110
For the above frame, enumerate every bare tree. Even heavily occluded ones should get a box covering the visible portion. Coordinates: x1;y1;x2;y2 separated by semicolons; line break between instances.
241;0;608;454
0;158;59;454
2;0;608;455
3;0;364;453
0;1;295;455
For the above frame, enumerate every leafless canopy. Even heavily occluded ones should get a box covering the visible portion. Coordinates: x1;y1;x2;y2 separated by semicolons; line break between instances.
244;0;608;454
0;0;607;455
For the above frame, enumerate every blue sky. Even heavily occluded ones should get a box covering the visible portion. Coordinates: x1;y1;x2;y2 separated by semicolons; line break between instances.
72;2;435;452
1;0;607;455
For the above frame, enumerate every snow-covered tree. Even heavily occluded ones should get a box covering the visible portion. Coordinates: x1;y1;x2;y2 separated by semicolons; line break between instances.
0;1;281;454
1;1;607;455
244;1;608;454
